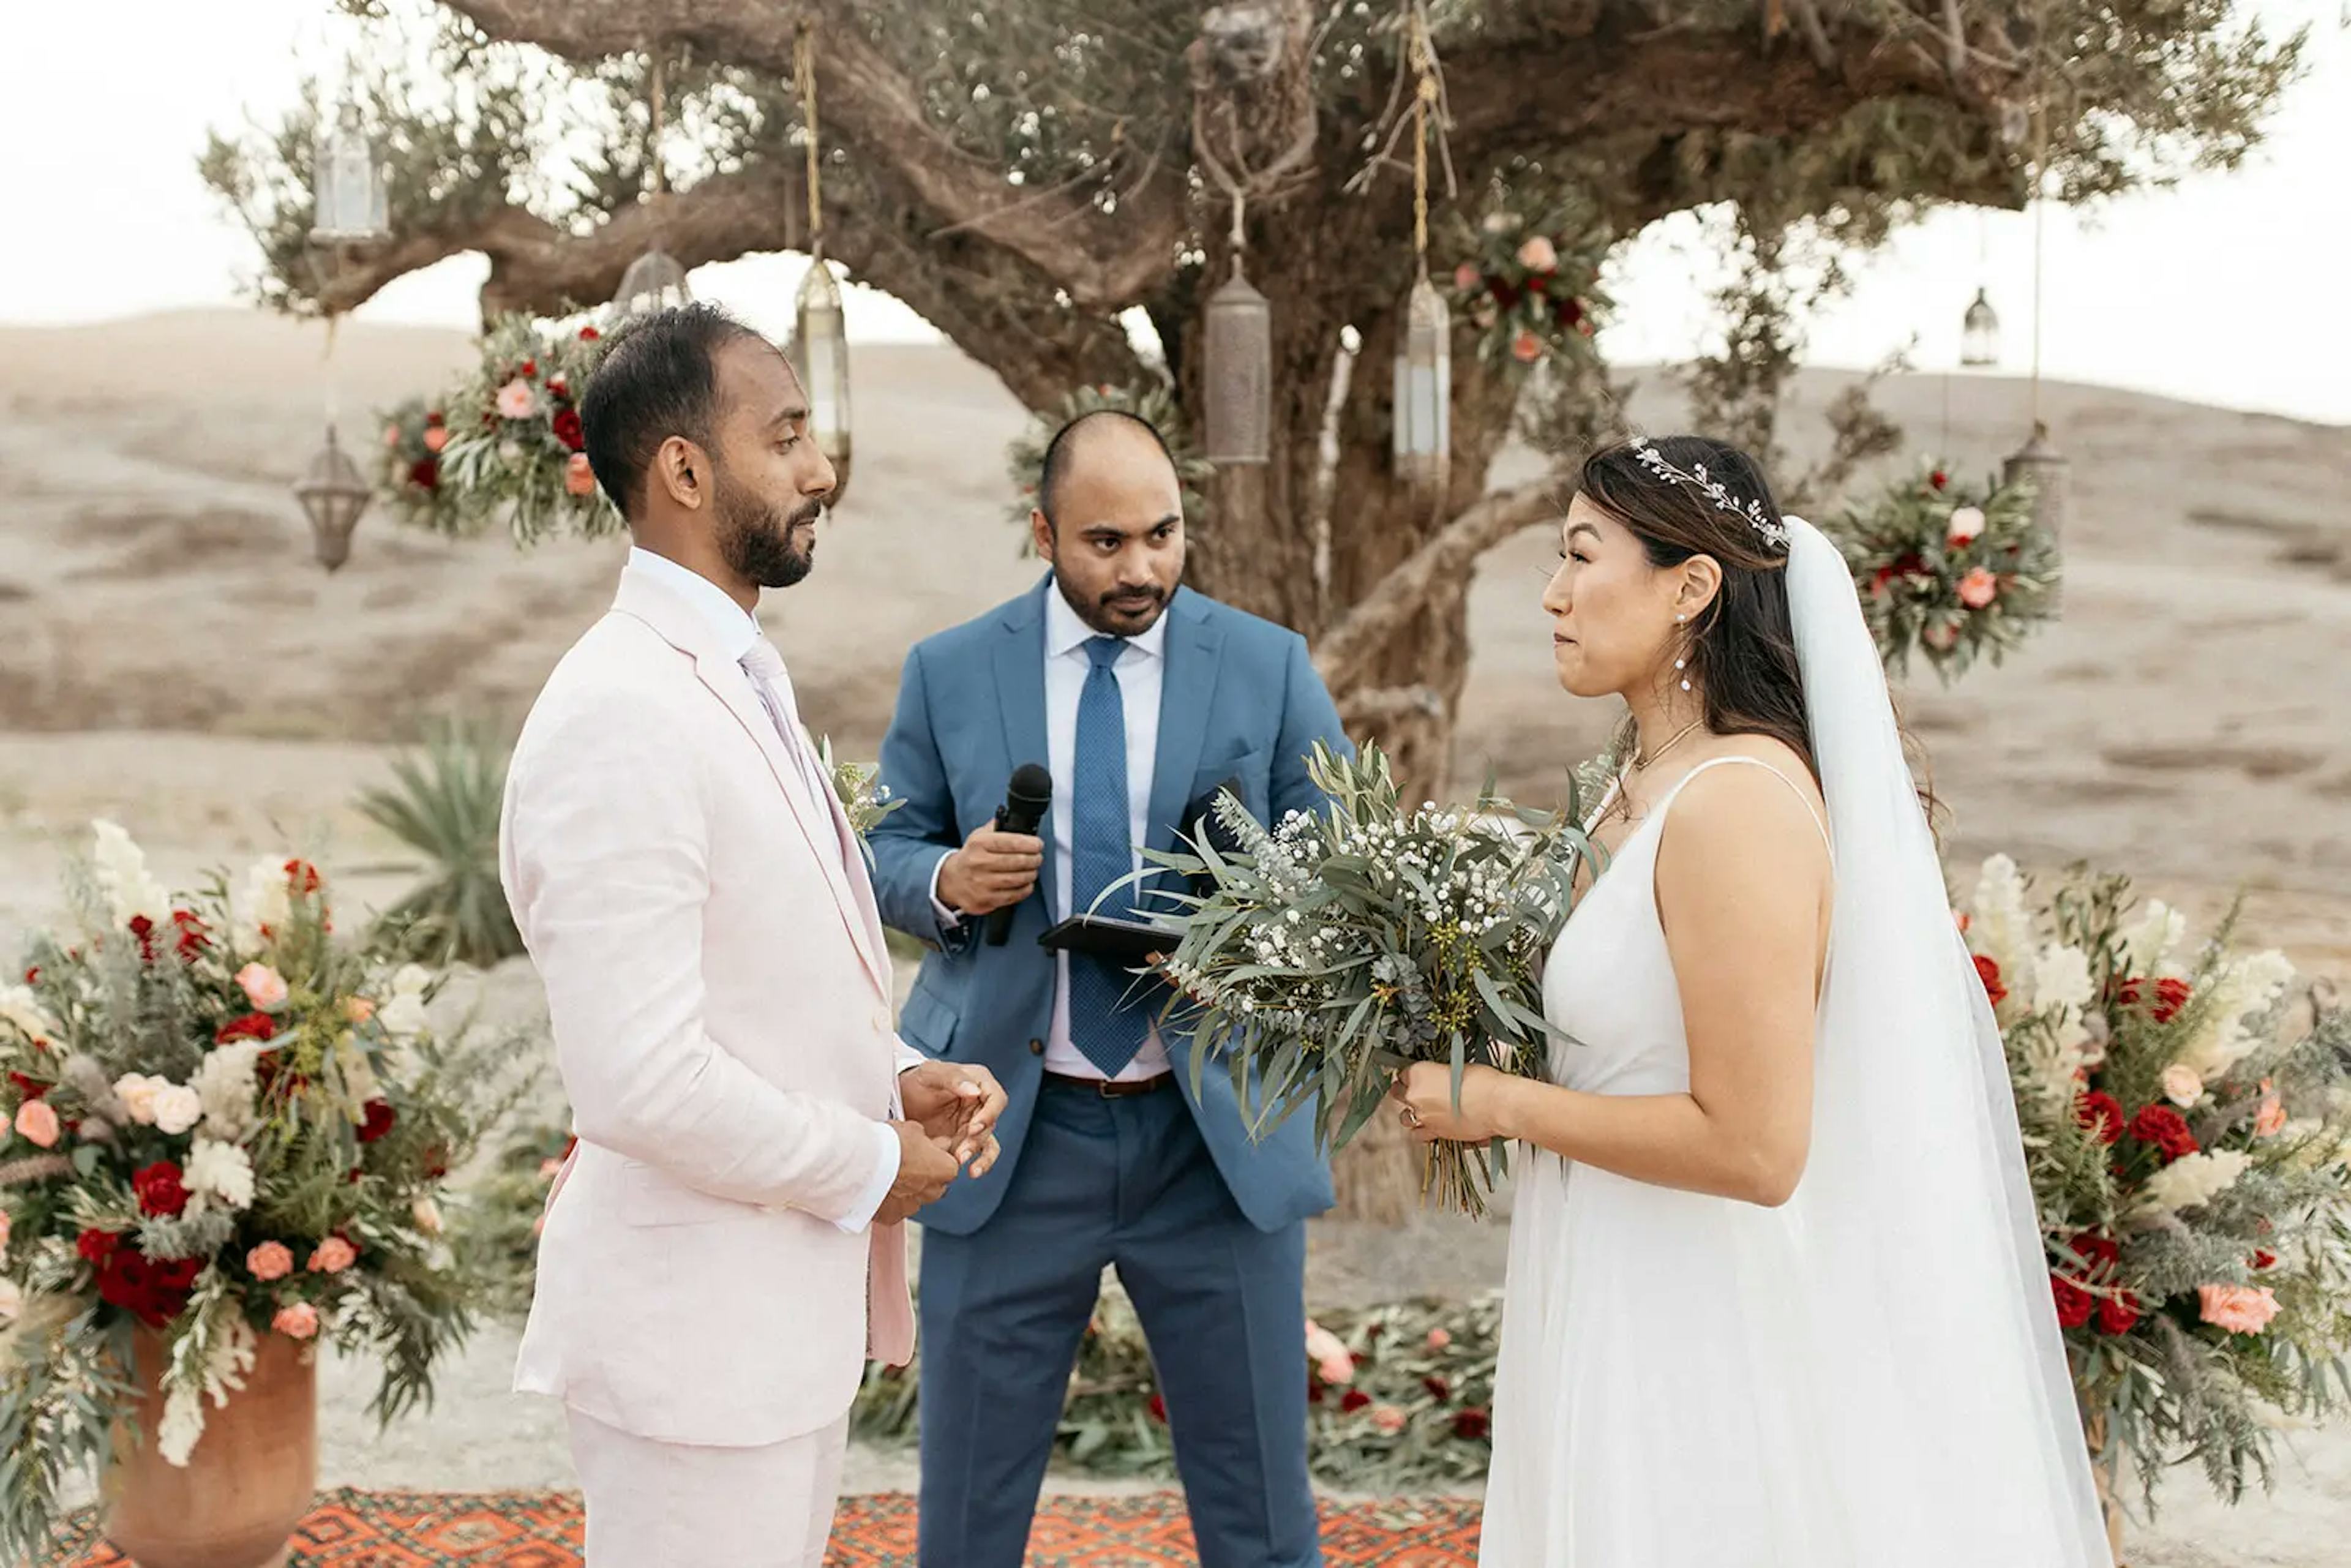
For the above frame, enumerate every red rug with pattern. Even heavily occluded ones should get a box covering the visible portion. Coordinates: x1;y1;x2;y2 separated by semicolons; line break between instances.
52;1490;1482;1564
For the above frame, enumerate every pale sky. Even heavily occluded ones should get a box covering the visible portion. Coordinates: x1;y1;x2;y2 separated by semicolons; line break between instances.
9;0;2346;424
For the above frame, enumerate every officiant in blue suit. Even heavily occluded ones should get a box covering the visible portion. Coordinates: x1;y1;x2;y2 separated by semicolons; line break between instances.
868;410;1350;1568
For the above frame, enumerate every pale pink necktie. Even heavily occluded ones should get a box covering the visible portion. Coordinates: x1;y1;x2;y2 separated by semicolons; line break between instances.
738;639;836;811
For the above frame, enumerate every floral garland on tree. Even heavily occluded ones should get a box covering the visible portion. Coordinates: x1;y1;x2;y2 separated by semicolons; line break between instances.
1002;381;1213;531
1445;206;1610;370
378;315;619;546
1963;855;2351;1512
1827;463;2058;683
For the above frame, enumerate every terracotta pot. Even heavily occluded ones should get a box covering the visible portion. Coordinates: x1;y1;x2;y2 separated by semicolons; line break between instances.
102;1326;318;1568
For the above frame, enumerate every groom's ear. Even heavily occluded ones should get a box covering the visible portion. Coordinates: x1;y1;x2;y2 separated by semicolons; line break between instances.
654;435;710;513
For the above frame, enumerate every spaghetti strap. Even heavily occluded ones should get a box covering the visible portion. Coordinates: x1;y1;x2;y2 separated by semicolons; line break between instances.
1654;755;1833;861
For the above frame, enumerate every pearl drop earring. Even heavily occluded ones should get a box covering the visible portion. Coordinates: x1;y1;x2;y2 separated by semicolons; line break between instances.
1674;615;1692;690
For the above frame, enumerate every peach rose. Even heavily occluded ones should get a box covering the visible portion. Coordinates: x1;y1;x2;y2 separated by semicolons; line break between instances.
2197;1283;2280;1335
343;996;376;1026
1427;1327;1453;1351
421;426;449;454
1510;330;1543;364
272;1302;320;1341
2161;1063;2203;1108
1371;1403;1408;1435
235;964;290;1012
495;378;538;421
1957;567;2000;609
1946;506;1987;546
1923;621;1960;652
1319;1352;1356;1386
383;424;402;449
307;1236;358;1275
1516;235;1558;272
565;452;597;497
2254;1093;2287;1136
246;1241;294;1282
1452;261;1481;291
0;1210;12;1261
15;1100;59;1149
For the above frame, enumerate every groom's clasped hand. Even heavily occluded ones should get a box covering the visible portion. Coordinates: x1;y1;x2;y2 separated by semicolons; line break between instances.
881;1061;1011;1225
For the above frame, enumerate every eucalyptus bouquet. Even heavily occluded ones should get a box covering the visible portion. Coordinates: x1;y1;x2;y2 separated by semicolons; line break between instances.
1151;743;1591;1215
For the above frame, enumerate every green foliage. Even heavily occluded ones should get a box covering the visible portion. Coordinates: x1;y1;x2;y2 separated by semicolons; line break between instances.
358;721;522;969
446;1119;571;1322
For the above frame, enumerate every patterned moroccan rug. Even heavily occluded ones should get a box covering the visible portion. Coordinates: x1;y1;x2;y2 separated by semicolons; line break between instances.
50;1490;1483;1565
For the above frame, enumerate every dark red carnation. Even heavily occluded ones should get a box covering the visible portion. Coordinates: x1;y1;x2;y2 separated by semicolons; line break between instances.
127;914;158;963
2050;1273;2094;1330
1341;1389;1373;1412
2068;1232;2121;1278
285;859;323;895
2252;1250;2278;1270
1973;953;2008;1008
579;325;601;342
2074;1091;2124;1146
217;1012;277;1045
2129;1103;2199;1164
133;1160;189;1218
1452;1408;1491;1441
1423;1375;1450;1401
1930;470;1949;491
358;1099;397;1144
2096;1290;2142;1336
425;410;444;428
8;1071;47;1101
408;457;440;491
77;1228;122;1266
553;408;586;452
2153;977;2192;1023
520;358;539;378
1147;1393;1167;1424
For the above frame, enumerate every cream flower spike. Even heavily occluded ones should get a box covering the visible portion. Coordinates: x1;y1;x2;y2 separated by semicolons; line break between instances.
1628;437;1791;551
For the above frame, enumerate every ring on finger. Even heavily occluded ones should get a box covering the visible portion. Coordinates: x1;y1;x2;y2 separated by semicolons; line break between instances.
1399;1103;1422;1129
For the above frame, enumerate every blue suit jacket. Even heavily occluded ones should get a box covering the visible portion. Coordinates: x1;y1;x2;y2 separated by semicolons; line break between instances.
870;576;1350;1236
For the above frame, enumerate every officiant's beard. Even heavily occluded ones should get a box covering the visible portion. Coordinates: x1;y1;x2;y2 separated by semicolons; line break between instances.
715;470;820;590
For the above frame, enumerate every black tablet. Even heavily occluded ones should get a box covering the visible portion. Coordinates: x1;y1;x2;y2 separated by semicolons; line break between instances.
1038;914;1180;965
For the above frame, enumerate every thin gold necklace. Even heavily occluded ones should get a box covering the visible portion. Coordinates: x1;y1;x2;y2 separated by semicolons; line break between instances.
1633;718;1705;772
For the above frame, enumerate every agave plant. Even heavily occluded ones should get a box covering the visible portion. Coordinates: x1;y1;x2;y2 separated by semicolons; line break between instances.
356;721;522;967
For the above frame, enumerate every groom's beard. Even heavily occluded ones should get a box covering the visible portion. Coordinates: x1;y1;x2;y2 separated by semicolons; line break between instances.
716;476;820;590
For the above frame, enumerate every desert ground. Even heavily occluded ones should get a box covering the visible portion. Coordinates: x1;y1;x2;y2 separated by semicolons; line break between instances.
2;310;2348;1561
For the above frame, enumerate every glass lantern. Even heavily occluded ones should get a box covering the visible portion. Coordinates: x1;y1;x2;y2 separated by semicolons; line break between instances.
293;427;372;572
1960;287;2001;369
1202;265;1272;466
1392;276;1452;515
615;249;692;316
308;102;389;247
791;257;854;504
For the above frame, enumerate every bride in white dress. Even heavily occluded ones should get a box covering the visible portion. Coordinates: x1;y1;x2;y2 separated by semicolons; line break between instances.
1390;436;2112;1566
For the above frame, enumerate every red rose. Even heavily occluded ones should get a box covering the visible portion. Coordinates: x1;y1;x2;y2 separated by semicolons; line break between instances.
520;358;539;378
580;325;601;341
2067;1232;2121;1278
426;410;444;428
553;408;586;452
2153;977;2192;1023
217;1011;278;1046
1423;1375;1451;1401
8;1071;47;1101
1452;1408;1491;1441
127;914;159;963
2252;1250;2277;1270
2095;1290;2142;1336
1147;1393;1167;1424
2050;1273;2094;1330
171;909;210;959
133;1160;190;1218
409;457;440;491
1341;1390;1372;1412
77;1228;122;1266
1973;954;2008;1008
1930;470;1949;491
2073;1091;2124;1146
2128;1103;2199;1163
1554;296;1584;329
358;1099;397;1144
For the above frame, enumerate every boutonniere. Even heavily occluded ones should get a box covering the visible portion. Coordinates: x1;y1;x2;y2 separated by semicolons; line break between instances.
818;736;905;861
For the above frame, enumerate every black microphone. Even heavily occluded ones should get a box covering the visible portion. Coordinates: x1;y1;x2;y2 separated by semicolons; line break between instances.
985;762;1053;946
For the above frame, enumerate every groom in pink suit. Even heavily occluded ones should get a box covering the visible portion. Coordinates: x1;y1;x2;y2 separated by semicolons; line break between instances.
500;304;1006;1564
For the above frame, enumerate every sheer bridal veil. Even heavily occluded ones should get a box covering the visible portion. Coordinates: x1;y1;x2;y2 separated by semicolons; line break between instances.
1782;515;2112;1562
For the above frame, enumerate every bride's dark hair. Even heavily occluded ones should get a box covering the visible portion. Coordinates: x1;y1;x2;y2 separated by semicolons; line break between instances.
1577;435;1817;782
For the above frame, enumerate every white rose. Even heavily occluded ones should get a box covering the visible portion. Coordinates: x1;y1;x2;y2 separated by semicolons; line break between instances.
2132;1149;2252;1218
1946;506;1987;546
151;1084;204;1137
411;1195;444;1237
113;1073;164;1126
2161;1063;2204;1107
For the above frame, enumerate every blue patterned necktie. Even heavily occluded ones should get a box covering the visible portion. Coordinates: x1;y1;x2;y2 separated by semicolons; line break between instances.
1068;635;1151;1076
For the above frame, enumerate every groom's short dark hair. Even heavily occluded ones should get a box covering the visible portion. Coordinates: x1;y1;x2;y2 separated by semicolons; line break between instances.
580;302;765;519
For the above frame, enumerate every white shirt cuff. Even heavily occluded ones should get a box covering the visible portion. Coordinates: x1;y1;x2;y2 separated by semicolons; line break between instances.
928;850;963;929
833;1120;901;1233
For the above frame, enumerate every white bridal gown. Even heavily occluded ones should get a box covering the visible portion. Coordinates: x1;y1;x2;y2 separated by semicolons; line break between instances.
1477;516;2114;1568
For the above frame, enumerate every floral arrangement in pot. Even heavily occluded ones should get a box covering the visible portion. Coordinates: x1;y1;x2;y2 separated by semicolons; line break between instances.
1963;854;2351;1528
1828;463;2059;683
0;824;525;1561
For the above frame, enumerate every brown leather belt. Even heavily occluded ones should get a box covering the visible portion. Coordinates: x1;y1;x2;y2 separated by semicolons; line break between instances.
1041;1070;1174;1098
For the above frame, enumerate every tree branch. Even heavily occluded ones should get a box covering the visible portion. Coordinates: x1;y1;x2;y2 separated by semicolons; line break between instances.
1314;473;1571;698
444;0;1189;309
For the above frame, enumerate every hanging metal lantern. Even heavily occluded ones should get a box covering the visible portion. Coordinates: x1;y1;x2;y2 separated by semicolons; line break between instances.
293;426;371;572
1202;264;1272;466
790;255;855;504
2003;420;2071;616
1960;287;2001;368
615;249;691;316
308;101;389;247
1392;276;1451;514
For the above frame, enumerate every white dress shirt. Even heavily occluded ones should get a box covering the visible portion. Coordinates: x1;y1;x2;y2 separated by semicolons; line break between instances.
932;582;1171;1082
625;547;904;1229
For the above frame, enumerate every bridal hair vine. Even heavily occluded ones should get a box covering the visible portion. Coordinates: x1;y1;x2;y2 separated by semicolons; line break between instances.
1627;437;1791;551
